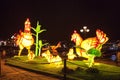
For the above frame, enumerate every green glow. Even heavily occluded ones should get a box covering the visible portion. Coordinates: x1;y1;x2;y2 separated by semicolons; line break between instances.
69;29;109;67
38;40;48;56
87;48;101;57
87;48;101;67
32;21;46;56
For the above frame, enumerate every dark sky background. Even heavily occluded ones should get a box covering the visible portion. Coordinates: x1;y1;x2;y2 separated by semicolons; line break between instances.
1;0;120;43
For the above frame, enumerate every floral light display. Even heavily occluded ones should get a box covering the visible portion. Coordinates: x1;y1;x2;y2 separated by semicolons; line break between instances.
15;18;34;59
68;29;109;67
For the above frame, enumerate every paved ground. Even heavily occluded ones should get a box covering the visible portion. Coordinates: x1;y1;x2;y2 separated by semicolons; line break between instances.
1;59;61;80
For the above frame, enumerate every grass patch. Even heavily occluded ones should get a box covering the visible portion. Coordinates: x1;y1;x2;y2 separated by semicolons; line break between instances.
5;56;120;80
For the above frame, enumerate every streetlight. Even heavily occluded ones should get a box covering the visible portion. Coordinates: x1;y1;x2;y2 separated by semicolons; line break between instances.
80;26;90;39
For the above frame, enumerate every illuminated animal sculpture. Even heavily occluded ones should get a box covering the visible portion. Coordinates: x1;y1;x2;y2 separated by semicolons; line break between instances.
42;42;61;56
16;19;34;56
41;42;62;63
42;50;62;63
68;29;108;67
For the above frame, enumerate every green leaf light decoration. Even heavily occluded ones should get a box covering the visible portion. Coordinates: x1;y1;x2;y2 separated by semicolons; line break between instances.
87;48;101;57
31;21;46;56
87;48;101;67
38;40;48;56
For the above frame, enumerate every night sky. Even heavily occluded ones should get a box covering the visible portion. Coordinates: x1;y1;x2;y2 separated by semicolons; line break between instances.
1;0;120;43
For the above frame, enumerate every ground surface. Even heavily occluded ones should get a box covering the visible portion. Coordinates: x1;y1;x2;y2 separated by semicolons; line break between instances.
4;56;120;80
1;59;61;80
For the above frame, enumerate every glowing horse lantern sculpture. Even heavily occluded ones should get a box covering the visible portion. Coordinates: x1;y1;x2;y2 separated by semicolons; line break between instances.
68;29;109;67
16;18;34;60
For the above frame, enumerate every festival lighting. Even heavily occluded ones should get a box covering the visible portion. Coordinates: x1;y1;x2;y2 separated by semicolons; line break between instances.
15;18;34;59
80;26;90;39
68;29;109;67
